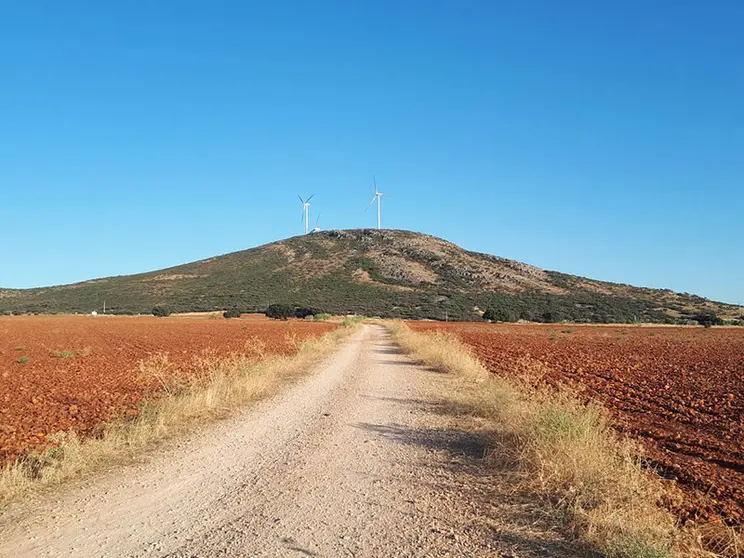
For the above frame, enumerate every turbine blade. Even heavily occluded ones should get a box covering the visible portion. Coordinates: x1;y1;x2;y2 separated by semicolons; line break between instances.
307;194;315;202
298;195;304;204
368;196;377;205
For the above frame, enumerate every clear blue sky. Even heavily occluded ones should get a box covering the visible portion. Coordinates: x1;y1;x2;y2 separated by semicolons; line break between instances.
1;1;742;304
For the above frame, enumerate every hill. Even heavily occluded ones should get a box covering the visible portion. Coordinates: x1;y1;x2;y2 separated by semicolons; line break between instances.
1;229;741;323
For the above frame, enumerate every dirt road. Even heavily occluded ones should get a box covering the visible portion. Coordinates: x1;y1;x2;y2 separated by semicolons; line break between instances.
0;325;575;557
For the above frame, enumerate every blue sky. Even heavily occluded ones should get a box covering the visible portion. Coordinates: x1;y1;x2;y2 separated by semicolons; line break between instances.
1;1;742;304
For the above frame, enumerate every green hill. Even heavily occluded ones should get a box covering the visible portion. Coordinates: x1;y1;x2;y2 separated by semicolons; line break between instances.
1;229;740;323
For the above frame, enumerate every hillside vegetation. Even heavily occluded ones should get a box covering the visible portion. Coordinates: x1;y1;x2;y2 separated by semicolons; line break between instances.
1;229;740;323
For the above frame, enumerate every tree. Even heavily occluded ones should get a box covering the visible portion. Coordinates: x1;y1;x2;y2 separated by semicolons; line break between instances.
541;309;567;323
223;308;241;319
691;312;723;328
482;307;518;322
152;306;170;317
294;306;322;319
265;303;295;320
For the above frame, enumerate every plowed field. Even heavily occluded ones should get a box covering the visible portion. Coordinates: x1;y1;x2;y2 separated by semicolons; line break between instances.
409;322;744;525
0;315;334;463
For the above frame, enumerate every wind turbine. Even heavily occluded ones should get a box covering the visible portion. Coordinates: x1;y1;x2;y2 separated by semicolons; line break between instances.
367;175;388;229
313;213;322;233
298;194;314;234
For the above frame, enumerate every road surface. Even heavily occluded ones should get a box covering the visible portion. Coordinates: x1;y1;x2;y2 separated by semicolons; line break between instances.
0;325;575;557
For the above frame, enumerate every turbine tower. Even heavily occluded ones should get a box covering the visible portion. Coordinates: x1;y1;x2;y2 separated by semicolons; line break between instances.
298;194;314;234
368;175;388;229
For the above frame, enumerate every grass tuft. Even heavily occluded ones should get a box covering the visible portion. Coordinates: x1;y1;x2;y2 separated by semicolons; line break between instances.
341;315;366;327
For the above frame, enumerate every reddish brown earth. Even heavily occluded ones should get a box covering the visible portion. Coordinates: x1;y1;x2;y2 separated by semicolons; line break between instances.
0;315;334;463
409;322;744;526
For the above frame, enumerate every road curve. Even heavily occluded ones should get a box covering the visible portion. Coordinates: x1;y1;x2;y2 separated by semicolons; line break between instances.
0;325;507;557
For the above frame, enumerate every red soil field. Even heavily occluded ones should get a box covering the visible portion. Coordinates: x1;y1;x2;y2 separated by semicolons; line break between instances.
409;322;744;525
0;315;334;463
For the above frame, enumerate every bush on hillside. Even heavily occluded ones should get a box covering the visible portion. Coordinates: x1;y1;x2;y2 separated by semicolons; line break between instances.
265;303;295;320
223;308;241;319
152;306;171;317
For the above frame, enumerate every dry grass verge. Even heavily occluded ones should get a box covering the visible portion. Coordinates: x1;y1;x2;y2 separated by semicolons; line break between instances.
387;321;721;558
0;324;361;508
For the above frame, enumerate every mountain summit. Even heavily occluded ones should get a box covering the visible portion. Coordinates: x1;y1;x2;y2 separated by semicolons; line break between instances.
1;229;740;323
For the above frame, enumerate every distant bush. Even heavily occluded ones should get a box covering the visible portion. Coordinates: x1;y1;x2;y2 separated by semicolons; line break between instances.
294;306;322;319
265;303;295;320
152;306;171;317
304;315;315;321
314;313;332;321
223;308;241;319
691;312;723;328
482;307;518;322
541;309;569;323
265;304;327;320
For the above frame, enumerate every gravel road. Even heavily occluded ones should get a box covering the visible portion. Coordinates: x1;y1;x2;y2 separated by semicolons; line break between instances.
0;325;576;557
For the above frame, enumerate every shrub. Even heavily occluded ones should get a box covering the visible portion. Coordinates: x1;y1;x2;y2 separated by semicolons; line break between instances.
152;306;171;317
314;313;332;321
294;307;322;319
541;309;567;323
265;303;295;320
691;312;723;328
223;308;241;319
483;307;518;322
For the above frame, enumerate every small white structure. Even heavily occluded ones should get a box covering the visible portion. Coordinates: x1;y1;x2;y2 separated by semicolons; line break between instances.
91;311;98;316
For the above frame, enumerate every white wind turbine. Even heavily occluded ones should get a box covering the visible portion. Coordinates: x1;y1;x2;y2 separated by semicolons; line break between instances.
298;194;314;234
367;175;388;229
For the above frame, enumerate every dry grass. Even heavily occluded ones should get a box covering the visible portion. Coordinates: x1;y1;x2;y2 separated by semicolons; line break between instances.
386;321;723;558
0;324;360;508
